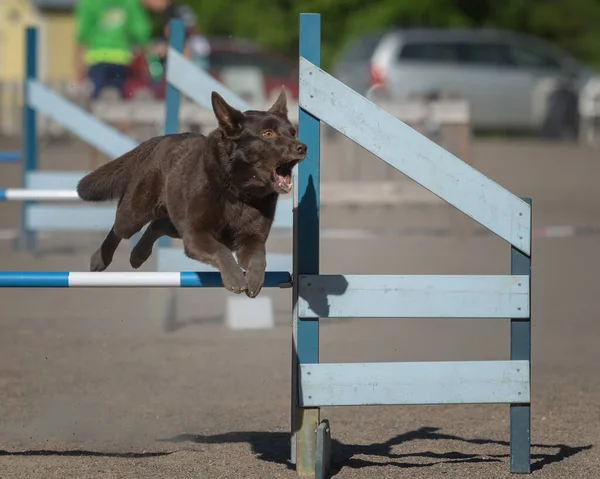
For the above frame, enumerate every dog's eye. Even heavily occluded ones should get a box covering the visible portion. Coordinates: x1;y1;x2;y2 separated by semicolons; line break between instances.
290;129;297;137
262;129;276;138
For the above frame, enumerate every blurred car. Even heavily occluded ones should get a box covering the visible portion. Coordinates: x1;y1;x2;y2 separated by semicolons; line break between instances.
125;36;299;103
332;28;597;137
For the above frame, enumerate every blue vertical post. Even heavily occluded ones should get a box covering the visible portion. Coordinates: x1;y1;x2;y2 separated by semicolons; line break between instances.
164;18;184;136
17;27;38;251
158;18;185;248
292;12;321;475
510;197;532;473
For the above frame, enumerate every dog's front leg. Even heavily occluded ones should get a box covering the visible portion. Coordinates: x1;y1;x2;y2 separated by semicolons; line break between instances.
237;239;267;298
183;231;247;294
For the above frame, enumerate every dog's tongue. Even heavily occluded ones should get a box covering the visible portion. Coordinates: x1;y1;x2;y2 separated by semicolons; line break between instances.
276;173;292;191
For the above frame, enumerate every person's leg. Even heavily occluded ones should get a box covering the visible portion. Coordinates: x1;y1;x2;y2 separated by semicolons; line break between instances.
86;63;107;170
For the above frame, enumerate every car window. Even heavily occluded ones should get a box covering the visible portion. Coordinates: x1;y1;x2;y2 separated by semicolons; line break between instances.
398;42;460;63
457;42;513;66
508;45;562;70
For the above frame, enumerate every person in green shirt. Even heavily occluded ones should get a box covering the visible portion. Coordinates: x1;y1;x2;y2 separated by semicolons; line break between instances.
75;0;152;99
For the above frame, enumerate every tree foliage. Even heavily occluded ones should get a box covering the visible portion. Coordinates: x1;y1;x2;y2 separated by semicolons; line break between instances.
181;0;600;70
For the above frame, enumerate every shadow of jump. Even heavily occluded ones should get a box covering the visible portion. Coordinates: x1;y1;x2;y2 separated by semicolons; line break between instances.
161;426;592;476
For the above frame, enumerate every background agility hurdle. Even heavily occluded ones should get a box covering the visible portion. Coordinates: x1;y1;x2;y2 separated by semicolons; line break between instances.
291;13;532;478
16;26;139;252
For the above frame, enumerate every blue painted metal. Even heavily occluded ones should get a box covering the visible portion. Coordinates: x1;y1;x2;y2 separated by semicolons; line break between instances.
0;271;290;288
180;271;291;288
292;12;321;470
0;272;69;287
164;19;185;135
298;58;531;255
298;274;530;318
0;151;20;162
510;197;532;473
18;27;39;251
299;360;531;407
0;190;6;200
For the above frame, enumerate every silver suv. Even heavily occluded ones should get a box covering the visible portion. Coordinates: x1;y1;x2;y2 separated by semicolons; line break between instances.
332;28;595;135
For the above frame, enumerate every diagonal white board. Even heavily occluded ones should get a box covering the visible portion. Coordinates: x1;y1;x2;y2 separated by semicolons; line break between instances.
299;58;531;255
167;48;252;112
28;81;138;159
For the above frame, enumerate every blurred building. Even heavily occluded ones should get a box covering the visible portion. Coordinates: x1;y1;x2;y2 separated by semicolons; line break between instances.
0;0;77;83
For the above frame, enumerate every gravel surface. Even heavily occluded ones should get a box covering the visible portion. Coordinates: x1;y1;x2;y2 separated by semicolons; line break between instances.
0;137;598;478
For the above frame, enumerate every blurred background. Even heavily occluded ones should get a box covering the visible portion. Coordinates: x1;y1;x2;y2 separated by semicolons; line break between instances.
0;0;599;140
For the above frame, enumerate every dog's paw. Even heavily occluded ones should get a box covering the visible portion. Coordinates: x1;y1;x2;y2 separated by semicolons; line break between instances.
129;247;151;269
245;268;265;298
90;249;110;272
221;266;247;294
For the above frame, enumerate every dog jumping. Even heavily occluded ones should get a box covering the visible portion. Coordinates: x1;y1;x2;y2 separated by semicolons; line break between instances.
76;89;306;298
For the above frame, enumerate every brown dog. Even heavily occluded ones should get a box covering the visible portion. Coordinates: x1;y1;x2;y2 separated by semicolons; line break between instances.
76;89;306;298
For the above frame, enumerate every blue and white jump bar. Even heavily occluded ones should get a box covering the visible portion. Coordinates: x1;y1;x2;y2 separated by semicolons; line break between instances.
0;189;80;201
0;271;292;288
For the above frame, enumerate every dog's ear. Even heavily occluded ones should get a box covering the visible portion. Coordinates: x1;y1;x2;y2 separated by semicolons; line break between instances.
211;92;244;135
268;87;287;117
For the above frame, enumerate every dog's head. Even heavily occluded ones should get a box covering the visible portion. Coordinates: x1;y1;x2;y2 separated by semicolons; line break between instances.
211;89;307;196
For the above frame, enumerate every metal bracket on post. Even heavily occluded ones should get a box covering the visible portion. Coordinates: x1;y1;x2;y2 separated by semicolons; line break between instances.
315;419;331;479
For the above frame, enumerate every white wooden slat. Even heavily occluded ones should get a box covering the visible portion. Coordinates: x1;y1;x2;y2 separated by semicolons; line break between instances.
298;274;529;318
299;360;530;406
299;58;531;255
26;170;89;190
156;246;292;273
167;48;252;112
25;205;116;231
28;81;138;159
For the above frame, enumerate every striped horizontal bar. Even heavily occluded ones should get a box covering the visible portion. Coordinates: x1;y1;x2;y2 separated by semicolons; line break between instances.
299;360;530;407
167;48;251;112
0;189;80;201
0;271;291;288
298;274;529;318
299;58;531;255
0;151;20;162
156;246;292;273
28;80;138;158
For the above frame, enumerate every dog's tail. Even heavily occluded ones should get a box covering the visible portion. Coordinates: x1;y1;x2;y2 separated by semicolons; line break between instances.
77;136;163;202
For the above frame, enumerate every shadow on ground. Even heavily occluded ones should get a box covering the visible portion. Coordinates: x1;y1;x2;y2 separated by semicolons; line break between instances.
162;426;592;476
0;449;170;458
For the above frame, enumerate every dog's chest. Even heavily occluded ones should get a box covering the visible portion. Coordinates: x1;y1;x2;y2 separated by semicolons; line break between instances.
217;201;271;248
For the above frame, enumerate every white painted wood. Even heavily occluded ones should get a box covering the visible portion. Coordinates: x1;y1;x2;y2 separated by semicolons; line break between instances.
26;170;88;190
69;272;181;287
299;360;530;406
298;274;529;318
167;48;252;112
3;189;79;201
299;58;531;255
27;80;138;159
225;296;275;330
25;204;116;231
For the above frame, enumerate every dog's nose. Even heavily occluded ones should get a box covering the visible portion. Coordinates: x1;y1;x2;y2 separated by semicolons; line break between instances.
295;142;307;155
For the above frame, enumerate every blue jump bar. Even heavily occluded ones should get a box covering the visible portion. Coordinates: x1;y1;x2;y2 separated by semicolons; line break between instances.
0;151;20;163
0;271;292;288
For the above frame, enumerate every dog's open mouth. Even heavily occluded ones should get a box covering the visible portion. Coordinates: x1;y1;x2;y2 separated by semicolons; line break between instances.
273;161;297;193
